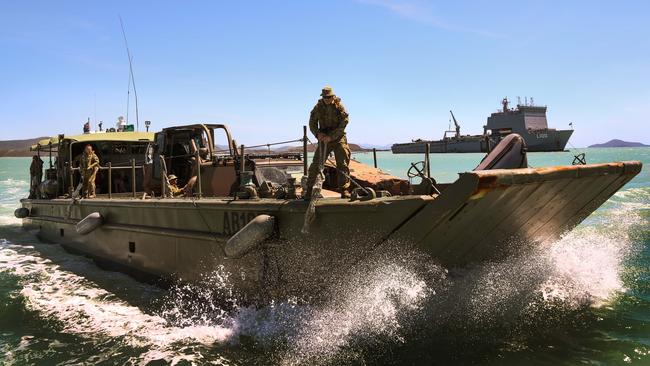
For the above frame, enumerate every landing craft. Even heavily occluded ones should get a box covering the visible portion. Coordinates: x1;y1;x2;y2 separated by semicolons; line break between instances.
17;123;641;302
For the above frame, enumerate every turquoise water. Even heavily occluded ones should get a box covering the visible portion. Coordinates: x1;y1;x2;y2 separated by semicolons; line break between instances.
0;149;648;365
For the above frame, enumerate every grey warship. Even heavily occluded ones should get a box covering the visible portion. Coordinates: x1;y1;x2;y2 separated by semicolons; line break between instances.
392;98;574;153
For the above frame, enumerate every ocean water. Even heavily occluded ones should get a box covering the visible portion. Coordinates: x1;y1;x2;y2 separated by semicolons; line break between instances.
0;148;648;365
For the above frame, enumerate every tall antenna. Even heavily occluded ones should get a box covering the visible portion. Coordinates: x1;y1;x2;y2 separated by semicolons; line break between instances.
119;15;139;131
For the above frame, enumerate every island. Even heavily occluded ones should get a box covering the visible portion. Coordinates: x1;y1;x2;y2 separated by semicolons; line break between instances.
0;137;49;157
589;139;649;148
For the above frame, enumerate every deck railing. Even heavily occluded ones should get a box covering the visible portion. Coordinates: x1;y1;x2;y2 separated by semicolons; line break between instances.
69;158;143;198
63;125;389;200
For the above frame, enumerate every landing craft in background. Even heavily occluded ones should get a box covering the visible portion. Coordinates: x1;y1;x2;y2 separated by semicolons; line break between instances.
392;98;574;153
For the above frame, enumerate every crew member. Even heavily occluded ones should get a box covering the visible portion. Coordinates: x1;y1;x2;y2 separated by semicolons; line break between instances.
83;120;90;134
116;116;126;132
29;155;43;199
304;86;351;199
80;144;100;198
167;174;185;197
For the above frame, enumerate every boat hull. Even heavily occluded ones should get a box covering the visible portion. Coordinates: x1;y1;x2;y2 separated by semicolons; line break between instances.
19;161;642;300
391;129;574;153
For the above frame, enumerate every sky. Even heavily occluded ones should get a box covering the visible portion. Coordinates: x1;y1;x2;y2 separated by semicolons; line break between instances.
1;0;648;147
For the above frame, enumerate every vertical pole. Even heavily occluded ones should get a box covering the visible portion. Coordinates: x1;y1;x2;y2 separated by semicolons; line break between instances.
160;155;166;198
372;148;377;168
425;143;431;179
108;162;112;199
69;165;74;195
48;142;53;168
240;144;246;172
131;158;136;198
302;126;308;175
196;150;202;199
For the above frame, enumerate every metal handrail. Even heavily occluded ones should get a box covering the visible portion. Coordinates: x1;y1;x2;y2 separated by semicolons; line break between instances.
69;159;144;198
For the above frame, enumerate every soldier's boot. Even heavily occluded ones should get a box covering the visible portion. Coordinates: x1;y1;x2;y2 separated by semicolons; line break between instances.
340;190;351;199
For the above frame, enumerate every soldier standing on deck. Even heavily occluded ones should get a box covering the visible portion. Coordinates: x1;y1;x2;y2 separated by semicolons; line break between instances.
304;86;351;199
80;144;100;198
29;155;43;199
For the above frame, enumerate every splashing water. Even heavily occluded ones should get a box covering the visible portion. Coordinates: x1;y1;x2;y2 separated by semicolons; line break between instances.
0;242;235;364
0;198;643;365
0;210;643;365
0;154;647;364
276;258;440;365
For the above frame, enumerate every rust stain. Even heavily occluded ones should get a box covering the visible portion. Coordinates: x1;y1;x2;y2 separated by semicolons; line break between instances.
477;175;498;188
469;187;491;200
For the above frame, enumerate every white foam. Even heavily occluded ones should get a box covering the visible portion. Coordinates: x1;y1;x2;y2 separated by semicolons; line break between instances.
271;261;435;365
0;244;235;360
0;184;645;364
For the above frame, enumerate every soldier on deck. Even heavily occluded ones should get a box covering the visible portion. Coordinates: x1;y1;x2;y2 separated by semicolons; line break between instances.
80;144;100;198
167;174;185;197
304;86;351;199
29;155;44;199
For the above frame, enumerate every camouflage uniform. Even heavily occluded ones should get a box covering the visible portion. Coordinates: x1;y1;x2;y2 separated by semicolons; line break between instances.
80;151;100;198
167;175;184;197
29;156;43;199
305;86;351;197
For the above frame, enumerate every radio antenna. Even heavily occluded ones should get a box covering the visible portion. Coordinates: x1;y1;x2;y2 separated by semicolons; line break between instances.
119;15;139;131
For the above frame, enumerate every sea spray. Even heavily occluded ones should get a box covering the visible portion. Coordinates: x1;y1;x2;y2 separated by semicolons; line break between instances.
0;154;647;365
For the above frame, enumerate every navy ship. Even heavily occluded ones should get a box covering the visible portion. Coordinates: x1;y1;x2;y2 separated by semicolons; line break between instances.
392;98;574;153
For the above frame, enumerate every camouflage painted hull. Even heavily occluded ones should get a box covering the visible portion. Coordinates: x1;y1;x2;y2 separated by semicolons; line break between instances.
19;161;641;300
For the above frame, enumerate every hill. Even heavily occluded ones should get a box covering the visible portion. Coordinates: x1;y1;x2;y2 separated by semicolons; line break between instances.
0;137;49;157
279;143;370;153
589;139;649;148
1;137;371;158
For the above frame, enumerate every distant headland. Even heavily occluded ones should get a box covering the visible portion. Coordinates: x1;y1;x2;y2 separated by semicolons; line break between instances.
589;139;649;148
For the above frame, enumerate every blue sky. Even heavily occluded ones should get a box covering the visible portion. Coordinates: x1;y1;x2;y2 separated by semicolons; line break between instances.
1;0;648;147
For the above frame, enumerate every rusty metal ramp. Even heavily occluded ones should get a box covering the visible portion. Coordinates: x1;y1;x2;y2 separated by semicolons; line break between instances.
391;161;643;267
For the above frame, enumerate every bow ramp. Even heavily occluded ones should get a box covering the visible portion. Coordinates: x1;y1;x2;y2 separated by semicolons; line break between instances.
392;161;642;267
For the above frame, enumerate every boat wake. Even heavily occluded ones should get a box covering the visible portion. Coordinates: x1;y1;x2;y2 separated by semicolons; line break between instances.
0;187;646;364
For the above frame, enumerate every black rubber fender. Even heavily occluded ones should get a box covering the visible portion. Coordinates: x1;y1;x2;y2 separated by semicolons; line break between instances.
76;212;104;235
14;207;29;219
